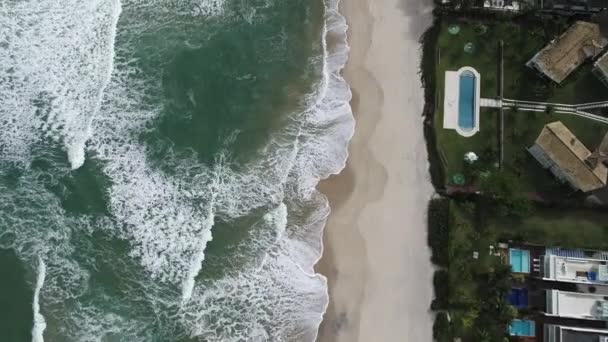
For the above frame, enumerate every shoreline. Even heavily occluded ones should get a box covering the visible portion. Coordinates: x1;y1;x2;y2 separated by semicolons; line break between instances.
315;0;436;340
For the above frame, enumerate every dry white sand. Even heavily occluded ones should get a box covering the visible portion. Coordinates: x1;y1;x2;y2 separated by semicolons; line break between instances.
316;0;435;341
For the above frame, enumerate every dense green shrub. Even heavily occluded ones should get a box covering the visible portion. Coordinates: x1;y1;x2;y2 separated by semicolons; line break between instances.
479;171;532;218
433;312;451;342
433;269;449;310
427;198;450;266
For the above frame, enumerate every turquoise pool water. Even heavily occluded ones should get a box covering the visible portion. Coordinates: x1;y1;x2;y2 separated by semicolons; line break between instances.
509;320;535;337
458;71;476;131
510;248;531;273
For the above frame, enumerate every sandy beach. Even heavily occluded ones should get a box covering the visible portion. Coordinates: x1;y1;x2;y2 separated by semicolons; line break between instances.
316;0;435;341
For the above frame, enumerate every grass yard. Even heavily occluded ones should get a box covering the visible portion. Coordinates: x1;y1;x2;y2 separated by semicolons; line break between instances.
432;200;516;341
489;206;608;250
433;17;608;192
434;19;502;179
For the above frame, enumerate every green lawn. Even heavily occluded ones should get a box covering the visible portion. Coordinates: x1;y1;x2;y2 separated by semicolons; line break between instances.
433;18;608;192
434;20;502;179
435;200;515;341
489;207;608;250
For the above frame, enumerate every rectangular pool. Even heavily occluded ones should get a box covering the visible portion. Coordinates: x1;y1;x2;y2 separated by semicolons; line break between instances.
509;320;535;337
509;248;530;273
507;288;529;308
458;72;476;131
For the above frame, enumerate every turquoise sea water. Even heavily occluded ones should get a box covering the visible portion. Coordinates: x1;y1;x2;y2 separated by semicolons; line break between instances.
0;0;352;340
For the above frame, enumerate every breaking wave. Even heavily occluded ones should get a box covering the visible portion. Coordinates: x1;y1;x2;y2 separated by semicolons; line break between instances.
0;0;352;340
32;257;47;342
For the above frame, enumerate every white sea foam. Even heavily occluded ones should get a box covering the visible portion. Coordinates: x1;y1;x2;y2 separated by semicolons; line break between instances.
32;257;47;342
1;0;353;339
0;0;122;168
177;0;354;338
181;203;215;305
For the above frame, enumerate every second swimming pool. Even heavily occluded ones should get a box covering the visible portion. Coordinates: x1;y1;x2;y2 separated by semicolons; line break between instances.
509;248;531;273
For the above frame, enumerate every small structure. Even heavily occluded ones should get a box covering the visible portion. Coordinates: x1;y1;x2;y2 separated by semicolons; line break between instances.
443;67;481;137
527;21;607;83
484;0;521;10
464;151;478;163
448;24;460;35
594;51;608;86
544;324;608;342
463;42;475;54
528;121;608;193
546;289;608;320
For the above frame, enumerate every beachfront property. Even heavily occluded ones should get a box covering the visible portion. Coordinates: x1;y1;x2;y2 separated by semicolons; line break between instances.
527;21;607;84
542;253;608;285
528;121;608;193
443;67;481;137
546;289;608;320
544;324;608;342
504;245;608;284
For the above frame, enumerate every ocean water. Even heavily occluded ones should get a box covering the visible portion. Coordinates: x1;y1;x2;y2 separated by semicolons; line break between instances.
0;0;353;341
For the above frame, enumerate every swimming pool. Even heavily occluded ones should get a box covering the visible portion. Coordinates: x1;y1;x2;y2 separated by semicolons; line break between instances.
509;320;535;337
510;248;531;273
458;71;476;131
507;288;529;308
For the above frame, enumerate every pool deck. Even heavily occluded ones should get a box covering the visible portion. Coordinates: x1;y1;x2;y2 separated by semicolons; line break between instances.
443;67;481;137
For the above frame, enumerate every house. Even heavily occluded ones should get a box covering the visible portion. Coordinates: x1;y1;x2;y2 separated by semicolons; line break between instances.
527;21;607;83
528;121;608;193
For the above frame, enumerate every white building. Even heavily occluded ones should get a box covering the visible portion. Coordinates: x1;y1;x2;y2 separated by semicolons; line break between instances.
546;289;608;320
542;254;608;285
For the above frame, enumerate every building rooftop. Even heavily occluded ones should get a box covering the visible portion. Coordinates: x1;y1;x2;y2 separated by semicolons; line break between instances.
546;289;608;320
529;21;606;83
546;324;608;342
594;51;608;80
532;121;608;192
484;0;520;10
543;254;608;285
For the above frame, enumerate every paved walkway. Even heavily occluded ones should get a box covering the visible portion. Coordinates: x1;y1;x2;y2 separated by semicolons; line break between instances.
479;97;608;124
480;97;502;108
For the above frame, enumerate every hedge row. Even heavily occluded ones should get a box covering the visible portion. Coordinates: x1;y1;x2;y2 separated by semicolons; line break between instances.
427;198;450;267
431;269;449;311
433;312;451;342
